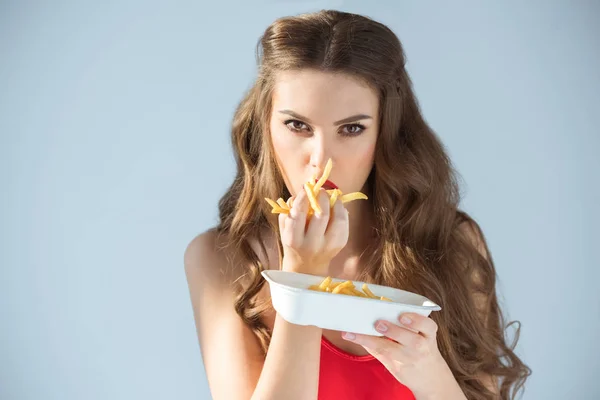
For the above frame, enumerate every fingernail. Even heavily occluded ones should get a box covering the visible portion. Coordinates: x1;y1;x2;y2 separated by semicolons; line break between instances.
375;321;388;332
400;315;412;325
342;332;356;340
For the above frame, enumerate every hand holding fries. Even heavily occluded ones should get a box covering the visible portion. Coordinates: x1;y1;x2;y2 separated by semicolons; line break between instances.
264;158;368;217
277;184;349;275
266;158;369;276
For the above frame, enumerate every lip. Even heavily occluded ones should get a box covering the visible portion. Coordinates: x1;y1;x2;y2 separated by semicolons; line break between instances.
323;179;338;190
312;177;338;190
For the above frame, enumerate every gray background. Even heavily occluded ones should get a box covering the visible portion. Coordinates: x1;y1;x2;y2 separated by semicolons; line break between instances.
1;0;598;399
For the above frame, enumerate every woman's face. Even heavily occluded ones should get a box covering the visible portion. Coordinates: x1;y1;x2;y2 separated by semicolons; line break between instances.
269;69;379;198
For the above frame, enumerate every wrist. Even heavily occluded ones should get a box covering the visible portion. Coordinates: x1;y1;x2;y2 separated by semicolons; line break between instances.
414;364;466;400
281;260;329;276
275;312;323;335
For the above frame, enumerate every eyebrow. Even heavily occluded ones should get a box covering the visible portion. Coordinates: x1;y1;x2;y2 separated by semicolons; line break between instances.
278;110;373;125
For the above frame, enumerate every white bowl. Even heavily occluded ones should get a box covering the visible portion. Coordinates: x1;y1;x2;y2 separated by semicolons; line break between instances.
262;270;442;336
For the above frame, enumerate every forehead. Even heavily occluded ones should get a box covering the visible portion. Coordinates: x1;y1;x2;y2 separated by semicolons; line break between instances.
271;69;379;120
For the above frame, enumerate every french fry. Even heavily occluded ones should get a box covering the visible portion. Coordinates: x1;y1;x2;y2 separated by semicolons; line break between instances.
332;281;353;294
329;188;340;208
264;198;280;210
264;157;368;216
318;276;332;291
362;284;377;299
313;158;333;192
307;276;393;302
350;288;367;297
340;192;368;203
276;198;288;209
304;182;322;215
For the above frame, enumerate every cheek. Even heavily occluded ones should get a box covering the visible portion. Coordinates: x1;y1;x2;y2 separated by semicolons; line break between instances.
270;126;295;156
355;140;376;167
347;141;376;190
270;127;299;193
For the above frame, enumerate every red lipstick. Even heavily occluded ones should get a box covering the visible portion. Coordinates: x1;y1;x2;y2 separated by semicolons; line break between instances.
313;177;338;190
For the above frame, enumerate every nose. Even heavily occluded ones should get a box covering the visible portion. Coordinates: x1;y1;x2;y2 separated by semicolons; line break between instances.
309;135;330;177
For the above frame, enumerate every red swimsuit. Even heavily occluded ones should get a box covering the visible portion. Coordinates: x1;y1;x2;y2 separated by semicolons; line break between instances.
318;336;415;400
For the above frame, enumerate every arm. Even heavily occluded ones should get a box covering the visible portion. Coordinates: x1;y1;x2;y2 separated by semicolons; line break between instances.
184;230;322;400
253;314;323;400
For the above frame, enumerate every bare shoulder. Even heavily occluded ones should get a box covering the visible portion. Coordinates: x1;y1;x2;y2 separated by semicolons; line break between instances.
184;227;239;286
183;228;266;399
183;228;243;330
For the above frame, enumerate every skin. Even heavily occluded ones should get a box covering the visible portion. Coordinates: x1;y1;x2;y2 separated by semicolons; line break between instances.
184;69;496;400
269;69;378;266
270;69;470;399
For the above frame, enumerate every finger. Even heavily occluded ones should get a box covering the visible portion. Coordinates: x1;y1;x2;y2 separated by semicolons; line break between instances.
278;211;286;234
306;188;331;239
397;313;438;339
342;332;405;363
327;194;343;225
374;320;426;350
281;192;308;247
286;195;295;209
304;182;321;216
325;197;349;244
289;190;307;217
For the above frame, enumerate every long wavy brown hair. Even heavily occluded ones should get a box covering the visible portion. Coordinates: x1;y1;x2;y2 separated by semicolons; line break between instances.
214;9;531;400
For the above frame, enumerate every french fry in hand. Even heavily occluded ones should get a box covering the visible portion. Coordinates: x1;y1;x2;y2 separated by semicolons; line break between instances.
304;182;322;215
313;158;333;192
276;198;288;209
340;192;368;203
264;197;289;214
264;157;368;216
329;189;340;208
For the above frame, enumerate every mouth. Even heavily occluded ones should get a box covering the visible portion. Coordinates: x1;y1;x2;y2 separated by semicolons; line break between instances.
312;177;338;190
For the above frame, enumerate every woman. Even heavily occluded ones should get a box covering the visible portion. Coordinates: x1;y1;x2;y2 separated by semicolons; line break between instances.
185;9;531;400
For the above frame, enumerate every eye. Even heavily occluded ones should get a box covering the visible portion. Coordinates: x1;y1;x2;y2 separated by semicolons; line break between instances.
284;119;310;133
283;119;367;137
341;123;366;137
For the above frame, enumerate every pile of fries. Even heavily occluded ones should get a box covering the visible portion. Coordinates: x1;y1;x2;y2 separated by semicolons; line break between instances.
308;276;392;301
264;158;368;216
